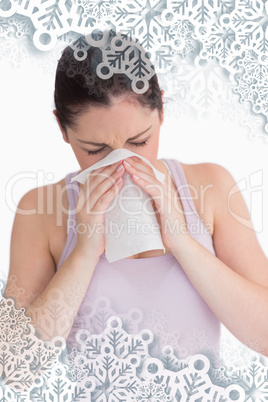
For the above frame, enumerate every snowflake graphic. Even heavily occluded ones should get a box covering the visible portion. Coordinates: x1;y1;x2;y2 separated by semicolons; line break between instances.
229;0;268;57
209;365;232;387
0;0;267;136
226;356;268;401
218;97;267;141
100;32;156;93
144;309;168;334
65;30;157;94
3;275;40;310
136;379;172;401
188;328;212;353
7;13;34;38
0;279;261;401
0;17;10;38
168;19;196;57
159;344;188;373
202;21;236;67
162;54;237;122
234;49;268;125
0;294;65;395
67;295;144;352
77;0;118;23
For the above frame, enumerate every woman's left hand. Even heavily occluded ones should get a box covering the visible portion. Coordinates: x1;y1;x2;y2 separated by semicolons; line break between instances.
123;156;189;252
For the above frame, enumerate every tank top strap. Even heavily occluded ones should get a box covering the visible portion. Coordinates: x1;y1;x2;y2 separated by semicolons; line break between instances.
66;171;80;213
57;170;80;270
162;159;199;216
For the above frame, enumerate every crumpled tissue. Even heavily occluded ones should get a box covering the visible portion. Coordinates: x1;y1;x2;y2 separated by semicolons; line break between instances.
71;149;166;262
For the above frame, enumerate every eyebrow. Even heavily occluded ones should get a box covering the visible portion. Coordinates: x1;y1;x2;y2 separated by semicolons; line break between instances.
76;125;152;146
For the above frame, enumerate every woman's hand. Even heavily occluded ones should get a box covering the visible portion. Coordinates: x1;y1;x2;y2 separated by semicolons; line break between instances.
75;161;125;260
123;156;188;252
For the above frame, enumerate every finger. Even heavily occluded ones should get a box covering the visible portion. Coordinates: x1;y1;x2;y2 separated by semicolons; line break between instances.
84;161;123;194
123;158;168;212
131;174;167;213
86;166;125;214
123;160;156;184
123;157;155;178
92;174;124;213
88;161;122;181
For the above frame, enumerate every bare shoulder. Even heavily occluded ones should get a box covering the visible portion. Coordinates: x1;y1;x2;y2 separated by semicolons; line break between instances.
18;177;67;207
181;161;247;216
19;175;70;261
179;162;235;236
12;175;69;252
180;161;233;186
7;177;69;306
17;177;69;226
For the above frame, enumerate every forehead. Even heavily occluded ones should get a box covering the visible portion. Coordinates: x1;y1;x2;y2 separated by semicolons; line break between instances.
73;101;158;137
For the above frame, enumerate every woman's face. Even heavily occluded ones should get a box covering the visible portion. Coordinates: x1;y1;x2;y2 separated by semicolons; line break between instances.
58;100;164;171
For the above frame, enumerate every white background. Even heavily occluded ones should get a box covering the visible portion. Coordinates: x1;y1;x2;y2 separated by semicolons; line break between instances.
1;57;268;357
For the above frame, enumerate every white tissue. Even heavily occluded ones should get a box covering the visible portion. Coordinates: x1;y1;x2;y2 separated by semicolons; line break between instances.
71;149;166;262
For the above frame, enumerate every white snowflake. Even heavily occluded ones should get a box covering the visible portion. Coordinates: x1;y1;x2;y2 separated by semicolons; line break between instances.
226;356;268;401
188;328;212;353
76;0;118;23
0;280;256;401
144;309;168;334
0;0;267;136
169;19;196;57
136;379;172;401
0;291;65;395
234;50;268;124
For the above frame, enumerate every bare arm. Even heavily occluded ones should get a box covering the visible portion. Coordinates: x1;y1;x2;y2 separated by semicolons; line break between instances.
4;161;125;341
171;163;268;355
5;186;99;341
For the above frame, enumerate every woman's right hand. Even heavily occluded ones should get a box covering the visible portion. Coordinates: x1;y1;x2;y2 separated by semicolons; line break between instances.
74;161;125;261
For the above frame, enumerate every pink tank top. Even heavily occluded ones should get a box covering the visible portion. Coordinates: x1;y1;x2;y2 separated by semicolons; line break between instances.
57;159;221;358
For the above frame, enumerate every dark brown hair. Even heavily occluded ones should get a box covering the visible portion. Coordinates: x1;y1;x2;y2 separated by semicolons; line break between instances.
54;30;163;134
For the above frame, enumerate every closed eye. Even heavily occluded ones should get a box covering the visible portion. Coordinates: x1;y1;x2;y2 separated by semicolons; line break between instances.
87;140;148;155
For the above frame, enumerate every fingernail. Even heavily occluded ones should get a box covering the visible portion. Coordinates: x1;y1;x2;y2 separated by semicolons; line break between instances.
116;177;123;185
116;163;123;172
123;160;131;167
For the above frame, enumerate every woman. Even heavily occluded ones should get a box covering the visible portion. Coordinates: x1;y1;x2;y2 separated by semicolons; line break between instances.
4;29;268;359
